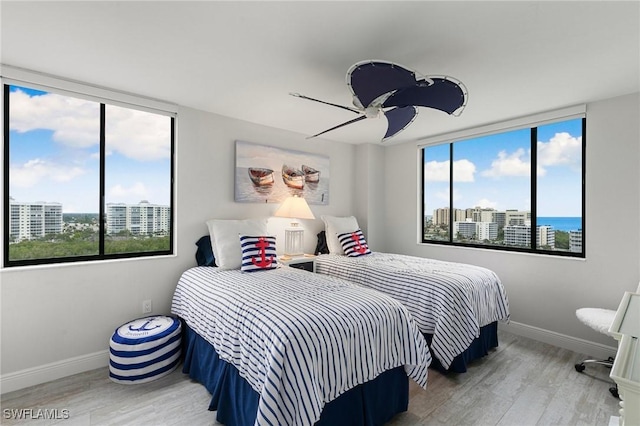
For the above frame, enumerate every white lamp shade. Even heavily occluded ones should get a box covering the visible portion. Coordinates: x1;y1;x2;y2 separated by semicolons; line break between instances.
273;195;315;220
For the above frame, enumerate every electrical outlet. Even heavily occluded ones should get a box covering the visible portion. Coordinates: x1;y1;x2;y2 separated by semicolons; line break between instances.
142;299;152;314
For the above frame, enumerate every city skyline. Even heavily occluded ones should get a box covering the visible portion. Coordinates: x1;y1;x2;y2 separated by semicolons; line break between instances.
8;86;172;213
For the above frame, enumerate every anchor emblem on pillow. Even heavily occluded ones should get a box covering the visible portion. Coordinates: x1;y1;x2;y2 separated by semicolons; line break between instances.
251;236;274;268
351;232;368;254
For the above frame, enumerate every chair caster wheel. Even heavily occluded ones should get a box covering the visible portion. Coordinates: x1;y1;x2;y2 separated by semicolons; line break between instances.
610;386;619;399
575;363;585;372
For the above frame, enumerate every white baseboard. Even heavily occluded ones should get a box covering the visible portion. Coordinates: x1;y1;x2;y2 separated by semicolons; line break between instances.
0;350;109;395
499;321;617;360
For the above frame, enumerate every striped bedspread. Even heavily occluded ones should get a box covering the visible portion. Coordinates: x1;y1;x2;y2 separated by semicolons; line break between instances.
171;266;431;426
315;253;510;369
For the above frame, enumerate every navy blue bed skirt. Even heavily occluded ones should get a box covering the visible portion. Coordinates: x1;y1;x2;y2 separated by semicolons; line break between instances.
426;321;499;374
181;322;410;426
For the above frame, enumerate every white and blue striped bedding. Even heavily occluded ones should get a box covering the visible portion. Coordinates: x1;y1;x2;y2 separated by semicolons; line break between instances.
315;253;510;369
171;266;431;426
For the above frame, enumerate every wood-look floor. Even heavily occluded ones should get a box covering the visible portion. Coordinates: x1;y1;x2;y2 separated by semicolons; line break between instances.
1;330;620;425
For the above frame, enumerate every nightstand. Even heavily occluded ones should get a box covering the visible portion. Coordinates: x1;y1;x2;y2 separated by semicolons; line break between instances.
279;255;317;272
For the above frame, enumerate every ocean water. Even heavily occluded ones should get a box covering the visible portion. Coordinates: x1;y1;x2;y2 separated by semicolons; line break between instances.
537;217;582;232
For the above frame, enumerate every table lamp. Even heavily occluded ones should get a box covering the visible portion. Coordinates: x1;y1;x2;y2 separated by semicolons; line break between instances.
273;195;315;256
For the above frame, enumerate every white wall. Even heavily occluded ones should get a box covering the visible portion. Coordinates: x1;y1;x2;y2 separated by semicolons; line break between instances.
380;93;640;349
354;143;385;250
0;107;355;392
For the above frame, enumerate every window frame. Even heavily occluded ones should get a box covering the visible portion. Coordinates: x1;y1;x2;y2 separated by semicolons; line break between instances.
2;73;176;268
419;111;586;258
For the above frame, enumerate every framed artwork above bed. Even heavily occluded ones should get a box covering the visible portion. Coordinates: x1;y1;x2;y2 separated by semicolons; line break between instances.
235;140;330;205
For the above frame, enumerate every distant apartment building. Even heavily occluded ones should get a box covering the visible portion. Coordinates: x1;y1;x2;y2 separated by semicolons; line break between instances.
503;224;530;246
9;198;63;241
537;225;555;248
435;207;515;228
106;200;170;235
466;207;498;223
454;219;498;241
454;220;477;239
477;221;499;241
505;210;531;226
433;207;466;225
570;229;583;253
504;223;555;248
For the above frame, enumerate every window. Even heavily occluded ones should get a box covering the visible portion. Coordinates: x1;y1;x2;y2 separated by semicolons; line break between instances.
3;83;175;267
422;116;585;257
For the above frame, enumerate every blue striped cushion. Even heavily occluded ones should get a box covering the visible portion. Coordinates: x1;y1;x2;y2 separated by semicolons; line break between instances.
337;229;371;257
109;315;182;384
240;235;277;272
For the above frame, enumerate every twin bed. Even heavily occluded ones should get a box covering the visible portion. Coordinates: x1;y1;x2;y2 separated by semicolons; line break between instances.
172;265;430;425
316;215;510;374
314;252;510;373
171;216;510;425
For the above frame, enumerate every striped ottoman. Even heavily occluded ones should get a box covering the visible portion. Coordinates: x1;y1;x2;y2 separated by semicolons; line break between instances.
109;315;182;384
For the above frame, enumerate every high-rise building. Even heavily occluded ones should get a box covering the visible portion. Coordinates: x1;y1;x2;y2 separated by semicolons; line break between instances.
454;220;499;241
537;225;555;248
466;207;498;223
505;210;531;226
504;223;555;248
477;221;499;241
570;229;583;253
9;198;63;241
503;224;531;246
454;220;477;239
433;207;465;225
491;211;506;228
106;200;170;235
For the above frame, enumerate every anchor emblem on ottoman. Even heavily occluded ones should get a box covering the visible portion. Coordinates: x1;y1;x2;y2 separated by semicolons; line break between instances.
109;315;182;384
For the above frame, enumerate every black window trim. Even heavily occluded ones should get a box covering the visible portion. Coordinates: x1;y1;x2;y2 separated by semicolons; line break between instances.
3;80;176;268
420;115;586;259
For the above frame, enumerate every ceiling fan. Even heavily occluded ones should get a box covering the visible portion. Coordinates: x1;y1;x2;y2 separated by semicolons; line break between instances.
291;60;468;142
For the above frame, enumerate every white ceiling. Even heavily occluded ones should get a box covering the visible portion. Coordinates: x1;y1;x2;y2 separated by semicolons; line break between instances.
1;1;639;145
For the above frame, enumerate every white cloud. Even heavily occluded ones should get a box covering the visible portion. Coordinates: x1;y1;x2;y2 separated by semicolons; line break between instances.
480;132;581;179
10;158;86;188
10;88;170;161
108;182;149;200
474;198;498;209
425;159;475;182
10;88;99;148
106;105;171;161
537;132;581;171
425;160;448;181
481;148;531;178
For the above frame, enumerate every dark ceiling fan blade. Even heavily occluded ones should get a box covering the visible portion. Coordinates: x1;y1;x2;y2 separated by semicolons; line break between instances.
306;114;367;139
348;61;418;108
382;106;418;141
289;92;361;114
382;77;467;115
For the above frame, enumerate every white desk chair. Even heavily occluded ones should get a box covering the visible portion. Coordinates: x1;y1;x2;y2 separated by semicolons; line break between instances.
574;307;619;398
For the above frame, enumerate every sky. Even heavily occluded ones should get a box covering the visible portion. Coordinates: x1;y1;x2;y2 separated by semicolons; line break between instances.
8;86;172;213
424;118;583;217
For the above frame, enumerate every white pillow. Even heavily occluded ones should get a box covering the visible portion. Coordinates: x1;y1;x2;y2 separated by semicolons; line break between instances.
321;215;360;255
206;218;268;270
